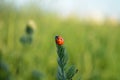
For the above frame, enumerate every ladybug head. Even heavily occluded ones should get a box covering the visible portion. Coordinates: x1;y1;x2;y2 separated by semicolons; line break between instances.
55;36;59;40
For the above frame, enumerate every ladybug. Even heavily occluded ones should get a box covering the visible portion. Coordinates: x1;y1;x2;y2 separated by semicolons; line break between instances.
55;36;64;46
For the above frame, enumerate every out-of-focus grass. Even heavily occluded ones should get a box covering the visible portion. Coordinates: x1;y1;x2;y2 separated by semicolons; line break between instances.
0;2;120;80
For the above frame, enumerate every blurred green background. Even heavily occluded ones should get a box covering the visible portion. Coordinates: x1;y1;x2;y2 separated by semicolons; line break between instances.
0;0;120;80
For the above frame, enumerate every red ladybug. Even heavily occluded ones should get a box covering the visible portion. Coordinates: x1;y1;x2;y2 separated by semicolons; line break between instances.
55;36;64;46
